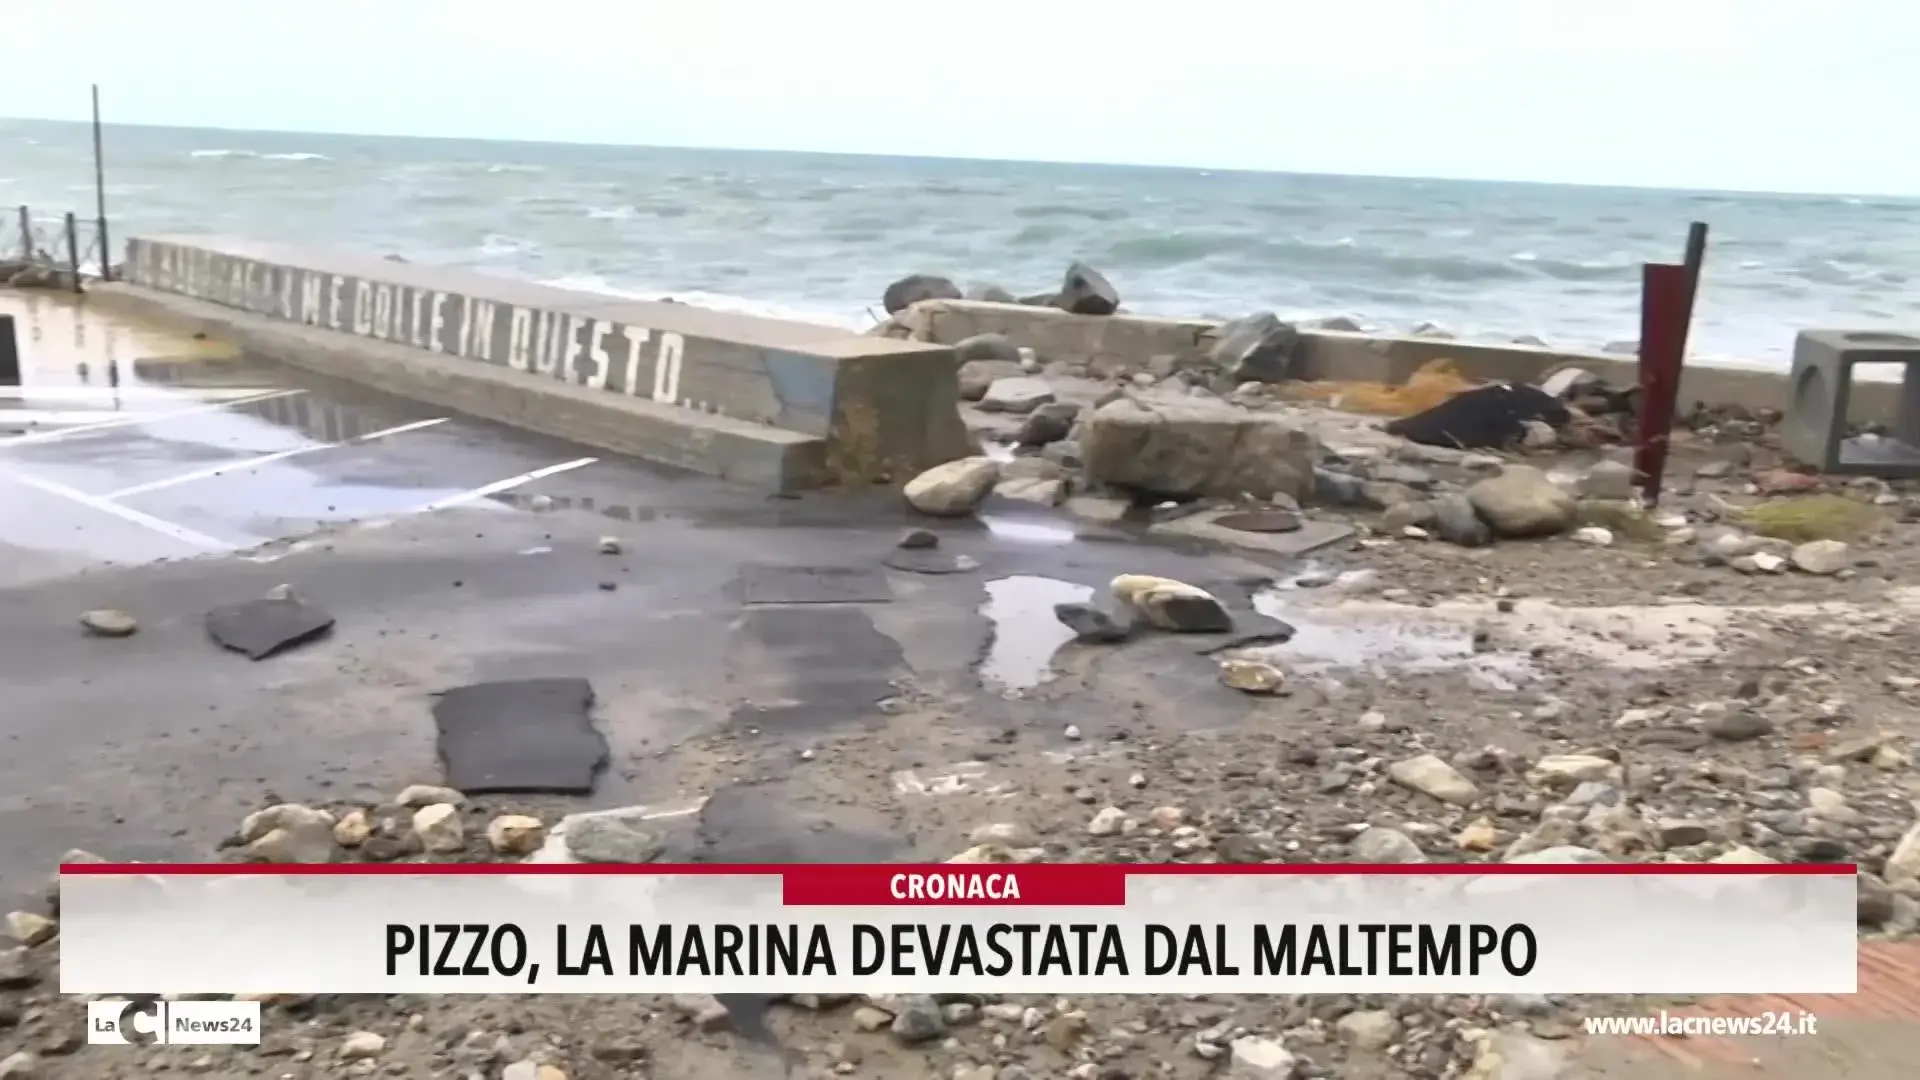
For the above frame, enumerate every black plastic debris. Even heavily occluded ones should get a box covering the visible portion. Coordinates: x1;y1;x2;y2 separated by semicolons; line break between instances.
433;677;607;795
205;594;334;660
1384;383;1571;450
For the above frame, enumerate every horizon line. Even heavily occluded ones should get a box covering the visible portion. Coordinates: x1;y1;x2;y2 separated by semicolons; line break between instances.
4;113;1913;203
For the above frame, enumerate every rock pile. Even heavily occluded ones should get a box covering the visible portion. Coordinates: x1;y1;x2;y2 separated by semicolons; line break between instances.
882;261;1122;320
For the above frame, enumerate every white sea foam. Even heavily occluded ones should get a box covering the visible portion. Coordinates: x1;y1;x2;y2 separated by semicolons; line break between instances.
478;234;536;257
537;273;862;330
585;206;636;220
187;149;327;162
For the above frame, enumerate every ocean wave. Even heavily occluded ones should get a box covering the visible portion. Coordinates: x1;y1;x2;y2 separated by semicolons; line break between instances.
1013;203;1130;222
185;149;328;161
486;164;545;174
585;206;636;220
537;273;861;329
478;234;537;257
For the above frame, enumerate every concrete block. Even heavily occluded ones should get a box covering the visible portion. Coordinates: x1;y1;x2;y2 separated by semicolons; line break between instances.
1781;329;1920;477
115;235;972;489
87;284;829;492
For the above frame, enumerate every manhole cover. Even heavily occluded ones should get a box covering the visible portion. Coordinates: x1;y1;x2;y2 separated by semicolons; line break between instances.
1213;510;1304;534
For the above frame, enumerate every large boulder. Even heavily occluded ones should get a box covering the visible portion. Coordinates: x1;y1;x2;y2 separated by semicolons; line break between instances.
1210;312;1302;384
954;333;1023;364
977;376;1056;415
1080;397;1318;501
1054;262;1120;316
957;359;1023;401
904;457;1000;517
1465;465;1576;538
965;283;1017;303
881;274;961;315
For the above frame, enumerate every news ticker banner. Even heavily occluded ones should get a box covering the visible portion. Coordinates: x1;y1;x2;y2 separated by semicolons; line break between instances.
59;863;1857;996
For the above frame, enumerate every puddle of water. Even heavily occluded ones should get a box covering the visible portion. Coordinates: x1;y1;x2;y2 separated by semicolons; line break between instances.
979;575;1093;691
1;290;240;381
1250;587;1535;689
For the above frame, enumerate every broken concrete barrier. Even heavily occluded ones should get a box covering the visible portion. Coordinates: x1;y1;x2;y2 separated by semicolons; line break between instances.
101;236;974;493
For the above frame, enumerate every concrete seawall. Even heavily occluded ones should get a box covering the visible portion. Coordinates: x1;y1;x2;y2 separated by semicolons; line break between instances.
894;299;1908;422
93;236;974;491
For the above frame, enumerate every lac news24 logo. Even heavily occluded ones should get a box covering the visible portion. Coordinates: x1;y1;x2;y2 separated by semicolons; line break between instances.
87;999;261;1046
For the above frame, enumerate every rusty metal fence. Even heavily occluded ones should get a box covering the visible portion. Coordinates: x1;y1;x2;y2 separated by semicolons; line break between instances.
1;206;114;293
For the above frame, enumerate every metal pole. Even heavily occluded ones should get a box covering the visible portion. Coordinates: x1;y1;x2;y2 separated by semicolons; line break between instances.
1634;263;1690;506
0;314;19;387
92;84;112;281
1681;221;1708;306
63;212;81;293
14;206;28;261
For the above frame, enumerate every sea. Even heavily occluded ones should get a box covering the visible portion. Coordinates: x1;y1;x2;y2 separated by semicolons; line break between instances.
4;117;1919;367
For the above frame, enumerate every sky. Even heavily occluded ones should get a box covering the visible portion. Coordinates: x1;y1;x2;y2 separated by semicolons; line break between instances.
4;0;1915;195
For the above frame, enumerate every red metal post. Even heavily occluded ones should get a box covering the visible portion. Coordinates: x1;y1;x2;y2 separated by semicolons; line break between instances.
1634;262;1690;505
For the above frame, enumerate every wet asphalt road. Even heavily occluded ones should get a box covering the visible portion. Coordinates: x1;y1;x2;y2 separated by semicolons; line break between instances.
0;333;1283;906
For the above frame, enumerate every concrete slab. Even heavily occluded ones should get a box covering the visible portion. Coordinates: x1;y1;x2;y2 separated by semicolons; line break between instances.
433;677;609;795
1152;510;1356;562
204;591;336;660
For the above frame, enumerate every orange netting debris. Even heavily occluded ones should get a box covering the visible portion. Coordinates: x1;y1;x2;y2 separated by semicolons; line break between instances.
1275;358;1479;418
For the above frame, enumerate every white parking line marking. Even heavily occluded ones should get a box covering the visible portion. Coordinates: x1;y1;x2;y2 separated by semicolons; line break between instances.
104;417;450;500
0;389;307;449
0;410;177;428
415;457;598;513
0;470;235;551
0;386;281;402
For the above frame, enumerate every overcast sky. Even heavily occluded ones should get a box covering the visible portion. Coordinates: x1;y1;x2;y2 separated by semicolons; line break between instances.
4;0;1913;195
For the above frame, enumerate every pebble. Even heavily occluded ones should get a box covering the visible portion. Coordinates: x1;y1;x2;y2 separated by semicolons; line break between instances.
3;912;55;947
1228;1036;1296;1080
1704;711;1774;742
898;528;939;550
1570;526;1614;547
1388;753;1481;805
1335;1009;1402;1051
332;809;371;847
339;1032;387;1060
0;1053;38;1080
597;536;622;555
1791;539;1850;575
0;947;33;988
1053;602;1134;644
396;784;466;807
1457;818;1500;852
1349;826;1427;863
1087;807;1129;836
79;609;137;637
486;814;548;856
413;804;466;853
1218;657;1285;694
501;1061;568;1080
